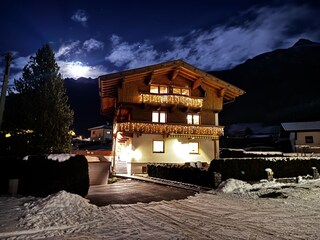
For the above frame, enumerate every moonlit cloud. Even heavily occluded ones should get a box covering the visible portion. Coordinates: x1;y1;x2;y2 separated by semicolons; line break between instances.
71;9;88;27
55;41;81;58
83;38;104;52
106;35;159;69
105;4;320;71
57;60;108;79
11;56;30;69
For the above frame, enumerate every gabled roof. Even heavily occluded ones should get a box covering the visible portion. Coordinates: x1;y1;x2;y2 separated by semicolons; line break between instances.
88;124;112;131
99;59;245;102
281;121;320;131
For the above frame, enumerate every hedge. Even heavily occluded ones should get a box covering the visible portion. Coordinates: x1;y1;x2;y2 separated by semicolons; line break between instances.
147;164;212;188
147;157;320;188
208;157;320;181
0;155;89;197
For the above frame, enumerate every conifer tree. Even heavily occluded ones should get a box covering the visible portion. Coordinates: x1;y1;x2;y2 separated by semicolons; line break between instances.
13;44;74;153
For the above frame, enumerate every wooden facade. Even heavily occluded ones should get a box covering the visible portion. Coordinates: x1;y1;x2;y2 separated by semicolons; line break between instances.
99;60;245;174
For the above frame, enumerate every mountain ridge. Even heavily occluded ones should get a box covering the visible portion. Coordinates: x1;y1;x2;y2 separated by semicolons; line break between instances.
211;38;320;125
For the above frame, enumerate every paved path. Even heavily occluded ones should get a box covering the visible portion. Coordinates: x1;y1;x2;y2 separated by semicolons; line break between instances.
86;178;196;206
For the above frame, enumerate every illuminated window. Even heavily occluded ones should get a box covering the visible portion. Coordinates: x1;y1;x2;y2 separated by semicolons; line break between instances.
305;136;314;143
150;85;168;94
173;87;181;94
189;142;199;154
153;140;164;153
159;86;168;94
150;85;158;93
187;114;200;125
172;87;190;96
152;111;167;123
181;88;190;96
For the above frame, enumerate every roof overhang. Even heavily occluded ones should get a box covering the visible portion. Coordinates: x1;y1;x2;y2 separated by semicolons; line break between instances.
99;60;245;102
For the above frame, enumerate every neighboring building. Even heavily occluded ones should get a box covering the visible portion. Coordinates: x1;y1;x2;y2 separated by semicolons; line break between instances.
281;121;320;154
88;124;113;143
99;60;245;174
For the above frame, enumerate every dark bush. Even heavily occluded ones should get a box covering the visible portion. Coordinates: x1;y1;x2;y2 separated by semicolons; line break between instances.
208;157;320;181
0;155;89;197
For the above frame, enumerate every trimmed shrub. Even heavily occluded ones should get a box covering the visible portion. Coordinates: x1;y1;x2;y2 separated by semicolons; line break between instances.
147;163;213;188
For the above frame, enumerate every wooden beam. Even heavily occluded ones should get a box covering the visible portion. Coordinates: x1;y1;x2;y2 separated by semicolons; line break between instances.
144;72;154;86
192;77;202;90
217;88;225;97
171;69;179;81
118;77;125;89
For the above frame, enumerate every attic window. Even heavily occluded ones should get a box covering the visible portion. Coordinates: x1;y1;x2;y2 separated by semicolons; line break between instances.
150;85;168;94
173;87;190;96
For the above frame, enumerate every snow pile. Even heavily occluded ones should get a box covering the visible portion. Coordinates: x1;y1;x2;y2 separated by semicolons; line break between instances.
22;154;76;162
47;154;75;162
19;191;103;229
218;177;320;200
217;178;252;193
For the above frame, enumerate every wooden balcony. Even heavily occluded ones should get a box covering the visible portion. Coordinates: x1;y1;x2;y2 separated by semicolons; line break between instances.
115;122;223;139
140;93;204;108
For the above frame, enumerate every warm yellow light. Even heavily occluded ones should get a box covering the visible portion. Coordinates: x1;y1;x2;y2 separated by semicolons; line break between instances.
5;133;11;138
69;130;76;136
141;93;203;108
117;122;224;137
133;149;142;160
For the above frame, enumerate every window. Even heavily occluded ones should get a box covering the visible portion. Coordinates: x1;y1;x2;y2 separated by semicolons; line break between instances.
152;111;167;123
305;136;314;144
159;86;168;94
187;114;200;125
172;87;190;96
150;85;168;94
153;140;164;153
189;142;199;154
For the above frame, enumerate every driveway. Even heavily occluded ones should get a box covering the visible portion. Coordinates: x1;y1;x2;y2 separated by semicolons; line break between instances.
86;178;196;206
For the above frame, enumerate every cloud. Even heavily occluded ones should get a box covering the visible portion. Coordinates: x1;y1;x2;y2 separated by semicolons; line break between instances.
71;9;88;27
106;35;159;69
83;38;104;52
55;41;81;58
105;4;320;71
10;55;30;69
57;60;108;79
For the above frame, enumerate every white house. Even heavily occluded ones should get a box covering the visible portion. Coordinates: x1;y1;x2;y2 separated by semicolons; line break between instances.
281;121;320;154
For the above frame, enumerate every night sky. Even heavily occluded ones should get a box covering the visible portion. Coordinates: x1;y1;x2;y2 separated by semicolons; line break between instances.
1;0;320;86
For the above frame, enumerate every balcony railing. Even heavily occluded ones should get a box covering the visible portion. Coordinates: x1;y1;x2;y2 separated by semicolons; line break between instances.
115;122;223;138
140;93;203;108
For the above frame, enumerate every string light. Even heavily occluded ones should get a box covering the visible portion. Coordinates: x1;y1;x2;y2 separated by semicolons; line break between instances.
141;93;203;108
116;122;223;138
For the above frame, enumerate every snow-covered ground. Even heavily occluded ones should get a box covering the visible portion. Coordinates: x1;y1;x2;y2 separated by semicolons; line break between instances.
1;178;320;239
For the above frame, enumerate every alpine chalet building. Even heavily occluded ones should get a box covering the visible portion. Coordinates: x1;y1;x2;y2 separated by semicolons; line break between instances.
99;60;245;174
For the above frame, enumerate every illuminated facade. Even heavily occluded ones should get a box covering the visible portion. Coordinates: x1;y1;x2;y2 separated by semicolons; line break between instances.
99;60;245;174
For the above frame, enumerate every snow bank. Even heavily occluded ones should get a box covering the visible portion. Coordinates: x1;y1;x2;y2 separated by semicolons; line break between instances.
19;191;103;229
47;154;75;162
217;178;252;193
22;154;76;162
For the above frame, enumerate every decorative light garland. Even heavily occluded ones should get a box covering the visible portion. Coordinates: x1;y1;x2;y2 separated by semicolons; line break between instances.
141;93;203;108
116;122;224;137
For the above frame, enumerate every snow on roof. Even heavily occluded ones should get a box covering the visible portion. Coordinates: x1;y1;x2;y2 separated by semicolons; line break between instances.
281;121;320;131
88;124;112;131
